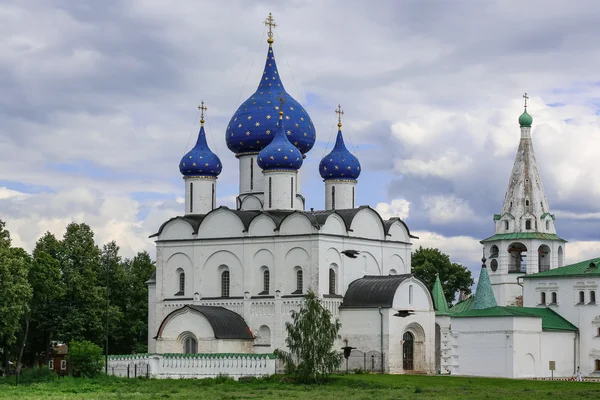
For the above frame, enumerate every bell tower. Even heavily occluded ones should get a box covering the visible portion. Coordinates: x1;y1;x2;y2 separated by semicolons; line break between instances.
482;94;566;306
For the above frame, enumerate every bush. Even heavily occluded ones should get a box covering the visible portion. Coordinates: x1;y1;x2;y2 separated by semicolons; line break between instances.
67;340;104;378
20;366;58;383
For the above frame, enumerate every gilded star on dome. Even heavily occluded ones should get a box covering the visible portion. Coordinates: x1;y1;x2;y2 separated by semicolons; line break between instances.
266;130;271;135
285;116;290;120
238;124;242;128
245;131;251;136
335;166;339;169
284;156;288;160
277;148;281;151
269;156;274;160
286;130;291;135
205;163;209;167
247;115;252;120
266;115;272;119
255;122;260;127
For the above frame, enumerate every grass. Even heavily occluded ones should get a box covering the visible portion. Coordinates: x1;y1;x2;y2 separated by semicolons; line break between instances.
0;373;599;399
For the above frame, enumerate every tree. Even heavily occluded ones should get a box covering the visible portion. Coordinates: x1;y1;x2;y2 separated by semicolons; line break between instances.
57;223;104;344
0;223;32;372
274;290;341;383
67;340;104;377
411;246;474;305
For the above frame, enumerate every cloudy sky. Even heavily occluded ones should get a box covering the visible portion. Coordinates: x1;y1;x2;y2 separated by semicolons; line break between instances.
2;0;600;277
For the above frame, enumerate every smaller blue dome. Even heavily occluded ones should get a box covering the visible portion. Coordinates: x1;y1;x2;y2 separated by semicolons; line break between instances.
257;112;303;171
179;123;222;177
319;128;361;181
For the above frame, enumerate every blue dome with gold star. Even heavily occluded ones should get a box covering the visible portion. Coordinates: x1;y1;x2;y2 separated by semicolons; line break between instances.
179;121;222;177
319;128;361;181
257;112;303;171
225;41;316;155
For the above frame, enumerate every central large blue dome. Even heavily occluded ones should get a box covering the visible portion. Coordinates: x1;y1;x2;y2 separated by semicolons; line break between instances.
225;42;316;155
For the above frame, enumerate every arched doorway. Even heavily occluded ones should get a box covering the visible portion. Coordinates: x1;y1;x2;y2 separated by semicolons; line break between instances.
403;332;414;370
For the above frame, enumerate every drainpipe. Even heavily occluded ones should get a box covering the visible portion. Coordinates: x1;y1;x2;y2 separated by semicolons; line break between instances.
573;331;578;375
378;307;384;373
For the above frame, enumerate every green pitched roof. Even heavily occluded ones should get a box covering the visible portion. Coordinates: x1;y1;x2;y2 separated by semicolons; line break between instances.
432;275;449;316
524;256;600;279
449;296;474;314
452;306;577;332
480;232;566;243
472;266;497;309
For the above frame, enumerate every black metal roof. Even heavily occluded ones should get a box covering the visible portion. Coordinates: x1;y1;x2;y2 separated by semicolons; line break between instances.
156;305;253;340
340;274;412;309
150;205;416;239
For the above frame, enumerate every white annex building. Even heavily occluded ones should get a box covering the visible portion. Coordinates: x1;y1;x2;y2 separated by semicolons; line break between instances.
146;15;600;378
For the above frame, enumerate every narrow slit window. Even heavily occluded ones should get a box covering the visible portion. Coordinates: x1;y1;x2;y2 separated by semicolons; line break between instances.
212;183;215;210
190;182;193;213
179;272;185;294
250;158;254;190
332;186;336;209
269;177;272;208
525;220;531;230
526;199;530;206
579;291;585;304
551;292;557;304
263;270;270;294
504;220;509;231
329;269;336;295
540;292;546;305
591;291;596;304
291;177;294;208
296;269;303;293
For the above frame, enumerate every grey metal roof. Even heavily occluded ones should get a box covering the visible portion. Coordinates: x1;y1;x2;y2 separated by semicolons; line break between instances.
150;205;415;240
340;274;412;309
156;305;253;340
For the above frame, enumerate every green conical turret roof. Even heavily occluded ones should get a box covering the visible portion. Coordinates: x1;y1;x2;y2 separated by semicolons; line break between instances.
472;256;497;310
432;274;449;315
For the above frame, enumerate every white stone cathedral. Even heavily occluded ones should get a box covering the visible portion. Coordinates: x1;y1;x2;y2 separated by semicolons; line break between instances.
147;15;600;378
146;16;436;374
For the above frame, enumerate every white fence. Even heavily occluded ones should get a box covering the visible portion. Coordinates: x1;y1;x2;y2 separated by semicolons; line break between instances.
107;353;277;380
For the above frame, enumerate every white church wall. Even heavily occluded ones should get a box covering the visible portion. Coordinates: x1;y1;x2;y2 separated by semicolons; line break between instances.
252;249;276;295
387;222;409;243
148;281;157;353
523;275;600;375
160;220;194;241
157;309;217;354
452;317;515;378
539;331;576;378
239;194;263;211
392;278;433;311
279;213;315;235
247;214;277;236
201;249;245;298
163;252;194;299
321;214;347;236
349;208;384;240
339;308;390;360
196;209;246;238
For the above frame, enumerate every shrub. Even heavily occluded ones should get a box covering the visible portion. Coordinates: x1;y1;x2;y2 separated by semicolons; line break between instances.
20;366;58;383
67;340;104;378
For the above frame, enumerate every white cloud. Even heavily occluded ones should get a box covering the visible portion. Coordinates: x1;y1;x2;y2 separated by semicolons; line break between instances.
375;199;410;220
422;194;478;224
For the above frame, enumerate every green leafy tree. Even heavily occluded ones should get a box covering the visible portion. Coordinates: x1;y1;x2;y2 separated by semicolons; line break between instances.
0;222;33;371
67;340;104;377
411;246;474;305
57;223;104;344
99;241;126;354
274;290;341;383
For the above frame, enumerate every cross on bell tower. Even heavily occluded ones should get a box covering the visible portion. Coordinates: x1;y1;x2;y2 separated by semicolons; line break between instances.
264;13;277;44
198;101;207;125
523;92;529;109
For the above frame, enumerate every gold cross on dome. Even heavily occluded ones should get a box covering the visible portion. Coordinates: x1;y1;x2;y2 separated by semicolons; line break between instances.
523;92;529;109
198;101;207;123
264;13;277;39
335;104;344;127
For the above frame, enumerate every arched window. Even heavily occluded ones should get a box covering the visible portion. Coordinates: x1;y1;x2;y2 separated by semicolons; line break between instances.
558;246;564;267
546;220;550;230
526;199;530;207
189;182;193;213
504;220;509;231
551;292;557;304
540;292;546;305
591;291;596;304
595;359;600;371
295;269;303;294
525;220;532;230
389;269;397;275
221;270;230;297
579;291;585;304
184;337;197;354
179;271;185;294
329;268;336;295
490;245;499;258
409;285;414;305
263;269;270;294
256;325;271;346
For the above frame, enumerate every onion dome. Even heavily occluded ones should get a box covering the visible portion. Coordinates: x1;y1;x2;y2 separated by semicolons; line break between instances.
257;110;303;171
179;104;222;177
519;92;533;127
319;107;361;181
519;109;533;127
225;25;316;155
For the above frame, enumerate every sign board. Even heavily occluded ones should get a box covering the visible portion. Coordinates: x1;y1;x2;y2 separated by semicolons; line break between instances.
549;361;556;371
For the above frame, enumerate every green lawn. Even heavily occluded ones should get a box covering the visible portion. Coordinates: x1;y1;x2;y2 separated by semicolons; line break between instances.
0;374;598;399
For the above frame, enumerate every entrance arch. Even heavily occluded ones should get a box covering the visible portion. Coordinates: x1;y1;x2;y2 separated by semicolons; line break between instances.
403;332;414;370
